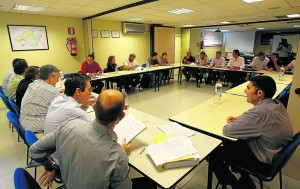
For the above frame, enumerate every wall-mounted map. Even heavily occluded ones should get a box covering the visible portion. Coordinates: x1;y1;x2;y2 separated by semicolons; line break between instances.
7;25;49;51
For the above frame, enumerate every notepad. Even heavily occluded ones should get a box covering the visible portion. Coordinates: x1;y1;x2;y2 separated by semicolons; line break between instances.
114;114;147;145
146;136;198;166
158;122;195;137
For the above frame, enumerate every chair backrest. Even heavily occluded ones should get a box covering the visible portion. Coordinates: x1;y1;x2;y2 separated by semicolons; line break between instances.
269;132;300;177
8;98;20;116
103;68;108;73
25;130;38;147
14;168;41;189
0;85;3;94
7;111;26;143
0;91;12;110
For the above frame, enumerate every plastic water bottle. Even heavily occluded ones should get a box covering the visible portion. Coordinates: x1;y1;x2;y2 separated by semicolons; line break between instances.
214;79;223;105
279;66;284;81
122;89;129;110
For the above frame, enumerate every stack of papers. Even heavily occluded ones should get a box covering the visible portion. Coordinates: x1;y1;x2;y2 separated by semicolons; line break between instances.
158;122;195;137
114;114;147;145
146;136;200;169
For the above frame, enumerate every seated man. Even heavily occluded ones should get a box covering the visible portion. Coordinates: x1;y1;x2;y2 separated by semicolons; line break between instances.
7;59;28;100
16;66;39;108
2;58;24;96
211;75;293;189
207;51;226;84
44;74;94;165
265;53;284;71
123;53;141;89
250;51;269;70
20;64;61;133
81;53;104;93
181;50;196;81
29;89;156;189
193;51;209;85
144;52;162;87
227;49;246;87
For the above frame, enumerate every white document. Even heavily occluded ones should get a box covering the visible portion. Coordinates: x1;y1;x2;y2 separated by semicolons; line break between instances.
134;67;144;71
146;137;198;166
158;122;195;137
114;114;147;144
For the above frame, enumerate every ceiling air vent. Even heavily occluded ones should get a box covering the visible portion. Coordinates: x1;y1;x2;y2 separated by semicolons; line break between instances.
123;23;145;34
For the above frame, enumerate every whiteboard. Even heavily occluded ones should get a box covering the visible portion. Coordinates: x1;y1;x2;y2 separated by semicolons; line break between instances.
224;31;256;53
271;34;299;53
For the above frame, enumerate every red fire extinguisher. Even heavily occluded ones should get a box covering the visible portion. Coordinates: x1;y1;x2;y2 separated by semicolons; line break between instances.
66;37;77;56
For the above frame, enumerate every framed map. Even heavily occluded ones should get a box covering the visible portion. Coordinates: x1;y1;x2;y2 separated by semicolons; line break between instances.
7;25;49;51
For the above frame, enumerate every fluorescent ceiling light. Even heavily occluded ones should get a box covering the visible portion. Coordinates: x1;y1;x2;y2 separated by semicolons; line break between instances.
13;4;45;12
182;24;196;27
221;30;229;32
287;14;300;18
257;27;265;30
294;25;300;27
242;0;263;3
128;17;143;21
167;8;195;15
220;21;231;24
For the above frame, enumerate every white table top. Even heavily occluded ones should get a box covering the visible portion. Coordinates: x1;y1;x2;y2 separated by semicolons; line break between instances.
169;93;253;141
88;107;221;188
225;81;289;98
259;70;293;85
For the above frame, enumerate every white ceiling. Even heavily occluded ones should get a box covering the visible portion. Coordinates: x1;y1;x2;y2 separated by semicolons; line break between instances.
0;0;300;31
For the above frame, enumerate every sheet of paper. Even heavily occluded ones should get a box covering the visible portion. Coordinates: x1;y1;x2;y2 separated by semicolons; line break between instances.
145;137;198;166
114;114;147;144
158;122;195;137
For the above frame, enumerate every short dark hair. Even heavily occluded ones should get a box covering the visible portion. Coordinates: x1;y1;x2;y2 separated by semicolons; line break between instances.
25;66;39;80
151;52;158;57
250;76;276;98
13;59;28;75
38;64;59;80
258;51;266;56
12;58;24;67
200;51;206;55
162;52;167;56
272;53;279;59
64;74;90;96
95;94;124;126
216;51;222;54
233;49;240;56
88;53;95;60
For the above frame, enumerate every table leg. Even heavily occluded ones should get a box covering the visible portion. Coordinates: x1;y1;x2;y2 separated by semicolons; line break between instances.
207;155;213;189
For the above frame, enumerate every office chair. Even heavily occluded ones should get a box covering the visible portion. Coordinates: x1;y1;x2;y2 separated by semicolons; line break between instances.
276;84;291;108
14;168;41;189
25;130;39;179
0;85;3;94
217;132;300;189
8;98;20;116
0;91;14;130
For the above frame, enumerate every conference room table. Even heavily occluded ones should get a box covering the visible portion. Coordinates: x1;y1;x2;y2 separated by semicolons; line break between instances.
169;93;253;141
87;107;221;189
90;65;181;92
178;64;265;85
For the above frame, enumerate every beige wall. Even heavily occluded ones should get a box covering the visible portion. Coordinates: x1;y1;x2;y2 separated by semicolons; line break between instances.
0;12;85;80
181;29;190;59
175;28;182;64
190;28;201;58
253;32;272;55
154;27;175;63
284;39;300;180
91;20;150;68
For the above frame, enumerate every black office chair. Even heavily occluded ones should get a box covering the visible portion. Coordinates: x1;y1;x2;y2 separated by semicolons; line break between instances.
276;84;291;108
217;132;300;189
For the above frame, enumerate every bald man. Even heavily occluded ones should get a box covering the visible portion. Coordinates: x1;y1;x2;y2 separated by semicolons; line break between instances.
29;90;132;189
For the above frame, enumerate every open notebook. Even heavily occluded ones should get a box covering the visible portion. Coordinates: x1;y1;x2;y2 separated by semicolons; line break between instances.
114;114;147;144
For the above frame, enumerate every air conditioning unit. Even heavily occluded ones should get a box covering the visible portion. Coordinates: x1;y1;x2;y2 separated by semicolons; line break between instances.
123;23;145;34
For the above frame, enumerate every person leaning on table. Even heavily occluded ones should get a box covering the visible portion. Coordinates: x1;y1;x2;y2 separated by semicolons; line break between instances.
81;53;104;93
250;51;269;70
123;53;141;89
181;50;196;81
29;89;156;189
210;75;293;189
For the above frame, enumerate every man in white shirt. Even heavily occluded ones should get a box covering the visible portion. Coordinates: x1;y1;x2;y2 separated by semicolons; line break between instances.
227;49;245;70
44;74;94;164
250;51;269;70
285;60;296;72
227;49;246;87
123;53;141;89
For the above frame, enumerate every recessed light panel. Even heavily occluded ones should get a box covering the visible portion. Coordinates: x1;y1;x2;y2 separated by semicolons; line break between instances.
167;8;195;15
242;0;263;3
13;4;45;12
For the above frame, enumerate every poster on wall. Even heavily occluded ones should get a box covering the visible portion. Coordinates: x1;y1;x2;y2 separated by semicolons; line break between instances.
7;25;49;51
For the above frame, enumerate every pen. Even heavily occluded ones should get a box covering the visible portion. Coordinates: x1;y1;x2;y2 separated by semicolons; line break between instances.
139;145;148;155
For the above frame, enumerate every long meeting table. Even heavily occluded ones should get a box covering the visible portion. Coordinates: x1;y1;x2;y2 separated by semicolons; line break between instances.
88;106;222;189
